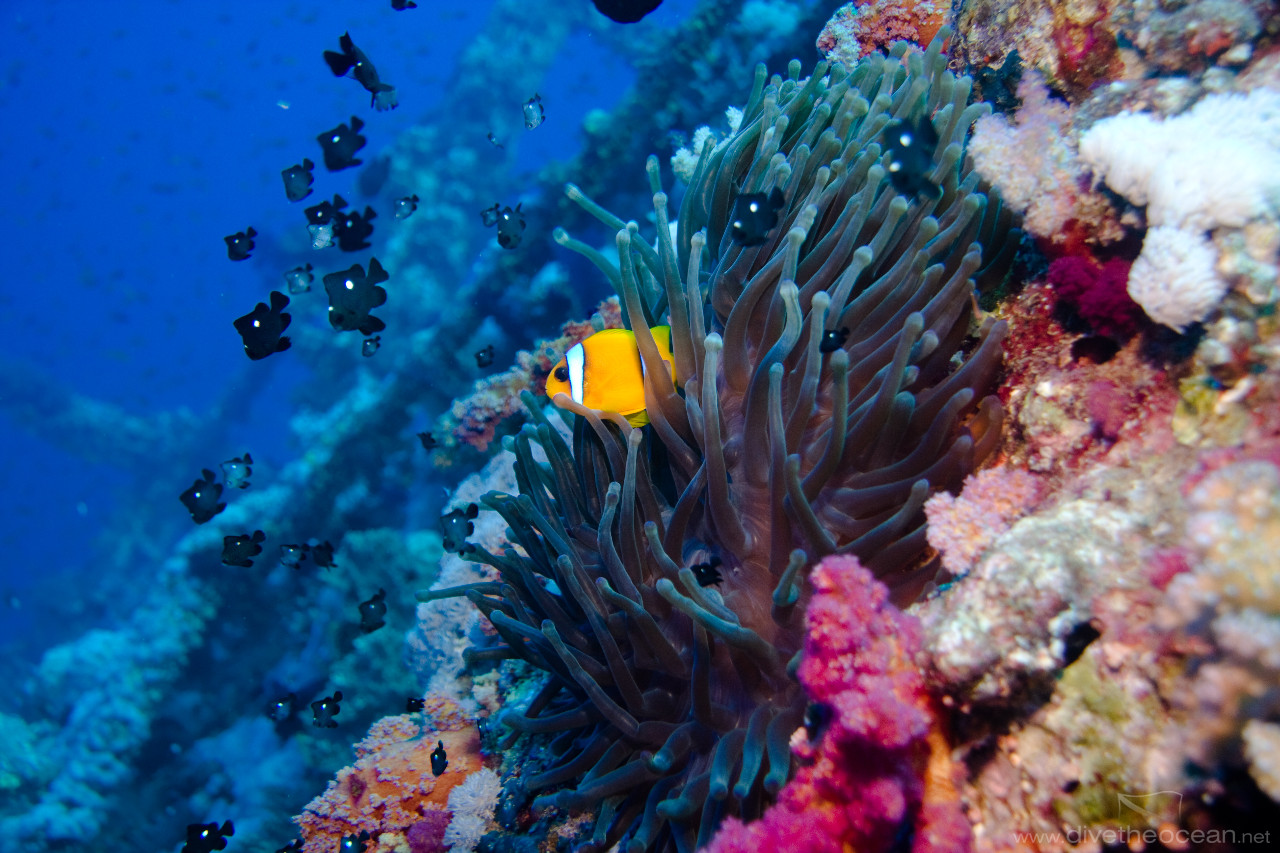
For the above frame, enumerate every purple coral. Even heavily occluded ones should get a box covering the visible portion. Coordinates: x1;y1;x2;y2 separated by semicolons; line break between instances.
407;812;451;853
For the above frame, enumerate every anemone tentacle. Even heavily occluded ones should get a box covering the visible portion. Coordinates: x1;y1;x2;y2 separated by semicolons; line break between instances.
418;29;1017;852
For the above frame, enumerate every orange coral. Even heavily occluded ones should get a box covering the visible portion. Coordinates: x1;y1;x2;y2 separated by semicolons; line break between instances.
817;0;949;63
296;697;486;853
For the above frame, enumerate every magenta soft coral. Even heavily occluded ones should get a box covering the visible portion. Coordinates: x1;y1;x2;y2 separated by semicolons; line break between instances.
1047;255;1145;338
704;554;969;853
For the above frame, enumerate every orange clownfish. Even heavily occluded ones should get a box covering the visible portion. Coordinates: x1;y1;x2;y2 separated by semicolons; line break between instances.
545;326;678;427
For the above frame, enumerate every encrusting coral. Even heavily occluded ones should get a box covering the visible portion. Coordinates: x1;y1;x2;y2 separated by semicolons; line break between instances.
1163;458;1280;800
295;696;486;853
816;0;950;66
418;30;1015;852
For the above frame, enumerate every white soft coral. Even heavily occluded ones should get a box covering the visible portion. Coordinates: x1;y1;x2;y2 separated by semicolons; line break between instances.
969;71;1078;238
443;767;501;852
1127;226;1227;329
1079;87;1280;232
1078;87;1280;328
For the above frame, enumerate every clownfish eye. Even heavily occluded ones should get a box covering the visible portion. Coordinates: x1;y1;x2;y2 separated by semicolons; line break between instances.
554;365;570;382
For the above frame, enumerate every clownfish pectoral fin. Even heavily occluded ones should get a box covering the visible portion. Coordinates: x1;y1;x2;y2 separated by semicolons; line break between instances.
624;410;651;427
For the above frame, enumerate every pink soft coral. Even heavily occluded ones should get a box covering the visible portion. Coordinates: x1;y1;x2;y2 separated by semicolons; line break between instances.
704;555;969;853
925;466;1043;575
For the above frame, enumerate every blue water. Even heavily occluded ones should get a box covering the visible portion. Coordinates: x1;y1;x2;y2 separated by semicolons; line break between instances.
0;0;677;637
1;1;498;642
0;0;694;848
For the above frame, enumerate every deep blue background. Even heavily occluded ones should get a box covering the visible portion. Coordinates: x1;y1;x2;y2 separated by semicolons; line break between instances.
0;0;699;652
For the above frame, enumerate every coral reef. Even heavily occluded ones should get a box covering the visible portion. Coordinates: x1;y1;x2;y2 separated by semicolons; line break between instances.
911;357;1194;846
920;494;1152;707
11;0;1280;849
953;0;1277;96
952;0;1124;96
957;0;1280;362
1113;0;1271;74
992;282;1180;475
421;30;1014;851
342;4;1280;852
907;184;1280;843
956;591;1191;851
1163;459;1280;797
916;436;1280;847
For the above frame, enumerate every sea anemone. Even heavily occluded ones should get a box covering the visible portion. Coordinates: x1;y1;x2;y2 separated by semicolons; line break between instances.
419;31;1012;852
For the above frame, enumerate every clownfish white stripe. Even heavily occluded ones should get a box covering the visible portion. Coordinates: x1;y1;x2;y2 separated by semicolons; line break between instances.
543;326;678;428
566;342;586;404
